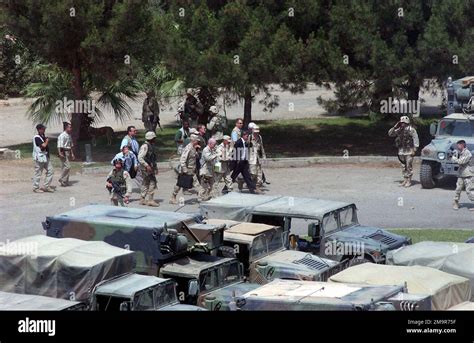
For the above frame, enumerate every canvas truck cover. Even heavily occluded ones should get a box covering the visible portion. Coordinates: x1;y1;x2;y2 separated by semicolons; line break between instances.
0;235;135;302
201;193;353;221
448;301;474;310
328;263;471;310
386;241;474;300
236;279;403;311
0;291;84;310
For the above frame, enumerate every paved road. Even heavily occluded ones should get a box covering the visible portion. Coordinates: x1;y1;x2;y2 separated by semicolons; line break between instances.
0;84;444;146
0;159;472;242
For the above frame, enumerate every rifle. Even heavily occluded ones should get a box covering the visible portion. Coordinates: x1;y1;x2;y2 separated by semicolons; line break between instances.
106;177;124;198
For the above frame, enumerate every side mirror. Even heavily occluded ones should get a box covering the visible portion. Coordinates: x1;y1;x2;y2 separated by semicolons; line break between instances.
119;302;129;311
188;279;199;297
429;123;437;136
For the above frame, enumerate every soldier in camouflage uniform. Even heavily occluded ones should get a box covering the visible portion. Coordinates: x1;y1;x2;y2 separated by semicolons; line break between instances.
142;91;160;133
106;158;132;207
199;138;219;201
248;125;266;191
169;135;201;204
206;106;227;141
214;135;234;194
138;131;159;207
451;140;474;210
388;116;419;187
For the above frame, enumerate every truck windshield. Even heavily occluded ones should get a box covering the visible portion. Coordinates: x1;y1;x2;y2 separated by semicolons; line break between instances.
219;261;241;285
155;282;178;308
250;229;284;260
438;120;474;137
339;206;358;228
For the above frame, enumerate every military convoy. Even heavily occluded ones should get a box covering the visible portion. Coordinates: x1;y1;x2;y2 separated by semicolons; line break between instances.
200;193;411;263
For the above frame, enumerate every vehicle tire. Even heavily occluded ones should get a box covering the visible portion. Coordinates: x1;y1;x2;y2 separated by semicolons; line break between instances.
420;160;437;189
218;246;236;258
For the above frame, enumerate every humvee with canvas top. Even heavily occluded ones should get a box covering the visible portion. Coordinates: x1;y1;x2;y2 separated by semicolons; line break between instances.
206;218;344;284
234;279;430;311
0;291;86;311
43;205;225;274
446;76;474;115
420;111;474;188
201;193;411;263
159;253;257;309
91;273;204;311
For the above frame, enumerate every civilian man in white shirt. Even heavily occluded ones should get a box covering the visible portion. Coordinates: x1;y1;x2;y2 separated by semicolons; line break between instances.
57;122;75;187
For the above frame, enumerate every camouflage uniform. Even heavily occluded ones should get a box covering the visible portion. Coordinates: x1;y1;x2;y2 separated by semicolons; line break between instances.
388;124;419;186
138;141;159;206
249;132;266;189
452;148;474;208
207;114;227;141
142;96;160;132
214;141;234;193
199;145;219;201
106;168;132;206
57;130;73;186
170;142;200;203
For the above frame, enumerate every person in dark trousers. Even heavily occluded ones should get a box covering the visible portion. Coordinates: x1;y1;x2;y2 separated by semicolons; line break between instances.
231;131;261;194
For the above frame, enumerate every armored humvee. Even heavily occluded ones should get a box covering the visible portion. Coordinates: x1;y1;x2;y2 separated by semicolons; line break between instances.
234;279;431;311
201;193;411;263
446;76;474;115
420;111;474;188
206;219;344;284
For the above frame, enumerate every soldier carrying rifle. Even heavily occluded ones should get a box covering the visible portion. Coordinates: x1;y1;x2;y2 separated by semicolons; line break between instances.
106;157;132;207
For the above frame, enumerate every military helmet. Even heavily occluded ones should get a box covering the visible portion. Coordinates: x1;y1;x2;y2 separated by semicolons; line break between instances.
400;116;410;124
209;106;218;114
145;131;156;140
113;157;124;165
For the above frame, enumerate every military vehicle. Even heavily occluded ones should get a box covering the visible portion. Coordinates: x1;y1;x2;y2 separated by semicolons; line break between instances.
0;235;204;311
329;263;471;310
206;218;344;284
43;205;226;274
446;76;474;115
200;193;411;263
420;111;474;188
91;273;204;311
43;205;254;307
234;279;430;311
0;291;86;311
160;253;258;309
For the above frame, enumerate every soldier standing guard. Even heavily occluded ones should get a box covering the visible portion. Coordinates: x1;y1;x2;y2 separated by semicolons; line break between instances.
138;131;159;207
451;140;474;210
388;116;419;187
142;91;160;133
106;158;132;207
57;122;75;187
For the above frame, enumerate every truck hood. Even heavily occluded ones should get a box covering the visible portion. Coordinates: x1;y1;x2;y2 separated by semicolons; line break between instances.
159;303;207;311
201;282;260;311
328;225;410;252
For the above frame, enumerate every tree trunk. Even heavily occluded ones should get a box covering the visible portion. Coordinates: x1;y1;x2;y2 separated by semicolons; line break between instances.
407;83;420;101
243;90;252;128
71;65;84;158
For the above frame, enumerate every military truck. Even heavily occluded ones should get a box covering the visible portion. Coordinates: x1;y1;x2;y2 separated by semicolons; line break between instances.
43;205;226;274
446;76;474;115
420;111;474;188
43;205;254;307
91;273;205;311
0;291;87;311
201;193;411;263
0;235;203;311
234;279;431;311
205;219;344;284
